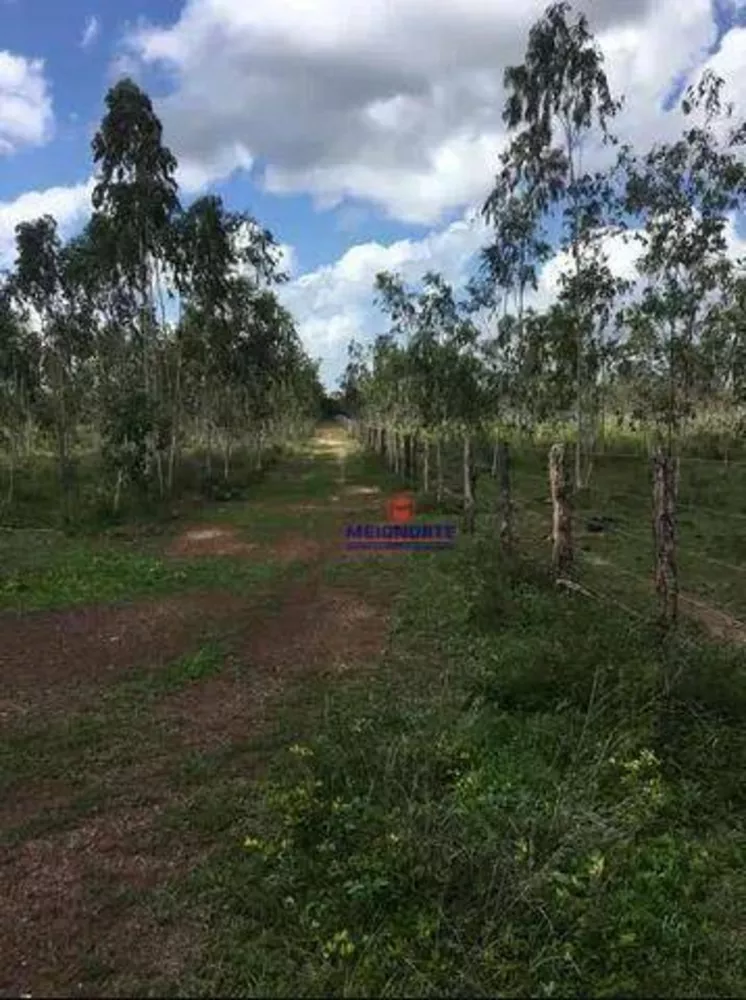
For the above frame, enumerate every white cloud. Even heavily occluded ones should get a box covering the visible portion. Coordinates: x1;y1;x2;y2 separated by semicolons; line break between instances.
81;15;101;50
0;178;93;269
124;0;732;223
279;212;489;386
0;51;53;155
281;203;746;392
175;141;253;194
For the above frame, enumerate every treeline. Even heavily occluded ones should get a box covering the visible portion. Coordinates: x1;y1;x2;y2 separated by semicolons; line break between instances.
341;1;746;488
0;79;322;519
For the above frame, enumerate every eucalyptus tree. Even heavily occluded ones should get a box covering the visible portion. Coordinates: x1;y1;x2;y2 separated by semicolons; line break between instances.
367;270;488;517
174;195;249;480
622;70;746;453
372;273;421;477
0;279;40;503
481;145;553;436
13;215;96;517
486;0;623;487
91;76;181;493
339;339;368;419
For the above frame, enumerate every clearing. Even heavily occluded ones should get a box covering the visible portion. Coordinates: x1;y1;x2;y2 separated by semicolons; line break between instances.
0;424;405;997
2;425;745;998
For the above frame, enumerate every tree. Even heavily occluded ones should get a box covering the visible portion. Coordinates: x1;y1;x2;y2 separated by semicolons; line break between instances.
91;77;181;495
13;215;93;519
0;279;39;504
622;70;746;452
486;0;623;487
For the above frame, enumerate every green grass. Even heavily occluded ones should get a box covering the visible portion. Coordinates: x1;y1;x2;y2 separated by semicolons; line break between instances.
6;425;744;996
0;644;226;797
425;432;746;629
171;541;746;998
0;432;362;611
0;445;288;532
0;540;291;611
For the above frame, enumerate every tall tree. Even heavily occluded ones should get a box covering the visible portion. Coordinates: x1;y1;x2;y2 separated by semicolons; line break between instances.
486;0;622;487
13;215;87;519
91;77;180;494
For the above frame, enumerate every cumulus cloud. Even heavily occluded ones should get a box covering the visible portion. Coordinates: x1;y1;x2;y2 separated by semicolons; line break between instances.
81;15;101;50
280;204;746;391
123;0;733;223
0;51;54;155
175;141;253;194
278;212;490;386
0;178;93;269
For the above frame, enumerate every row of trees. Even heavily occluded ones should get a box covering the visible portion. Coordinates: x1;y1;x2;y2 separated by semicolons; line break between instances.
1;79;322;516
340;1;746;491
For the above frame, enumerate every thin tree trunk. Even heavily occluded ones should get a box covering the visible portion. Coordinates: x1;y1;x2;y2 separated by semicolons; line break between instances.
155;450;165;498
5;448;15;506
255;431;264;471
423;440;430;494
463;433;475;534
498;440;513;553
205;419;213;478
436;438;444;503
113;468;124;514
167;337;183;493
223;438;232;481
653;449;678;627
550;443;573;576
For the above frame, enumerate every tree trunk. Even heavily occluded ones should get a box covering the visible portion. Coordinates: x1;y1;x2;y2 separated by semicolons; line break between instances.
255;431;264;471
223;438;232;481
155;450;165;498
550;443;573;576
167;339;183;493
405;434;414;481
653;449;678;627
205;420;213;478
498;440;513;553
463;433;475;534
423;440;430;494
5;448;15;506
113;468;124;514
436;439;444;503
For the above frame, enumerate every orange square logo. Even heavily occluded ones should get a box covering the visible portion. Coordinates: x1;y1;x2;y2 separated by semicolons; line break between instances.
387;493;415;523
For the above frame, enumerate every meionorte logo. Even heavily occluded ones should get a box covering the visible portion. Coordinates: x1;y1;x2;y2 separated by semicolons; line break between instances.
344;492;457;551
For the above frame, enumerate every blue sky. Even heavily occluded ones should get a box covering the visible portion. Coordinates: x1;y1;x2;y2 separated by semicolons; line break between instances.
1;0;745;388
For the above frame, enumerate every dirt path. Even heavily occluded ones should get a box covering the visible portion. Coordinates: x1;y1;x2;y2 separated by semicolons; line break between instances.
0;424;404;998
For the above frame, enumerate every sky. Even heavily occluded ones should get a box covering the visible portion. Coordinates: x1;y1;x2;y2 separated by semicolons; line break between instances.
1;0;746;390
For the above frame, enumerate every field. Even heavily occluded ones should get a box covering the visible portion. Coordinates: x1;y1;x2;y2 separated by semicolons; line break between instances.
1;423;745;997
444;431;746;645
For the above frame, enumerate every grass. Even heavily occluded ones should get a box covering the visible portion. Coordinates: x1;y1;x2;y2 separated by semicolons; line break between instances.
426;432;746;632
3;423;745;996
0;540;293;612
0;643;229;808
163;540;746;998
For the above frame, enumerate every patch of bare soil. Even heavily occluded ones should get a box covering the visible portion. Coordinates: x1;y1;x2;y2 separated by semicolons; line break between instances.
0;436;397;997
167;524;326;565
0;806;198;998
168;524;259;558
270;533;324;563
343;485;381;497
156;580;388;752
0;590;249;719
